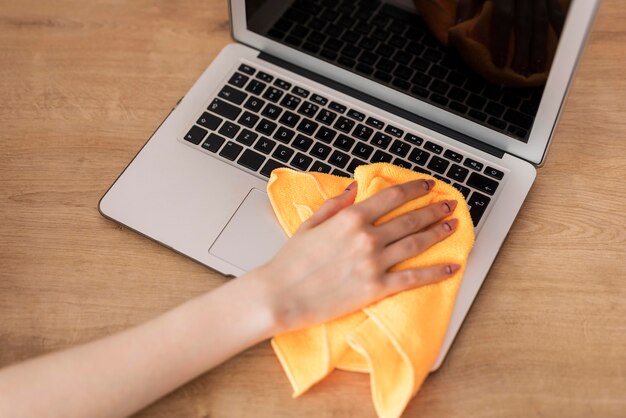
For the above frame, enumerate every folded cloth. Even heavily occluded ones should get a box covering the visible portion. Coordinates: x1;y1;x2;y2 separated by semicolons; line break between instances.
413;0;570;87
266;163;475;418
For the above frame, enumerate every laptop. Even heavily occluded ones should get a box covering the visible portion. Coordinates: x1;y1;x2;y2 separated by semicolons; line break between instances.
99;0;601;369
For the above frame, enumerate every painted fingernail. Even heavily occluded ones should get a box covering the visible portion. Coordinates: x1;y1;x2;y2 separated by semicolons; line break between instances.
345;181;357;192
423;179;435;190
443;200;457;213
446;264;461;275
442;218;459;232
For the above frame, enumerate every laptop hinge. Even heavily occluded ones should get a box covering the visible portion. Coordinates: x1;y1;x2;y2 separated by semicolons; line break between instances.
258;52;504;159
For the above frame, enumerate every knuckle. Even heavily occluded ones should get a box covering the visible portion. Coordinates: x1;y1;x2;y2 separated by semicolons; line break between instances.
387;185;407;202
363;277;384;297
404;235;423;255
342;208;367;229
357;230;379;252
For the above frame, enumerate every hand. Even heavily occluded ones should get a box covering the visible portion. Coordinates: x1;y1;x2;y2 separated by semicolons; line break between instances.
255;179;460;334
456;0;566;75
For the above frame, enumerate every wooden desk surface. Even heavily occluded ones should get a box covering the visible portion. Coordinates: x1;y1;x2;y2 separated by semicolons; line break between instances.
1;1;624;416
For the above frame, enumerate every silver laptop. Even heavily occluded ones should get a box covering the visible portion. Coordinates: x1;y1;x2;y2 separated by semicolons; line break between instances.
100;0;601;368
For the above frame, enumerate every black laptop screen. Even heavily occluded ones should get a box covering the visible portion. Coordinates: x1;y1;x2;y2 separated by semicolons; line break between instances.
245;0;571;143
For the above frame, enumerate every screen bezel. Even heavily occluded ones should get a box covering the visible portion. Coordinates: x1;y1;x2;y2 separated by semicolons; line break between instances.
230;0;602;165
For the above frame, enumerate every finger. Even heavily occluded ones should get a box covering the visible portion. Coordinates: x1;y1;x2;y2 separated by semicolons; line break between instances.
530;0;549;73
491;0;515;68
375;200;458;245
383;263;461;295
512;0;532;76
352;179;435;224
382;218;459;269
456;0;483;24
298;181;358;231
546;0;565;37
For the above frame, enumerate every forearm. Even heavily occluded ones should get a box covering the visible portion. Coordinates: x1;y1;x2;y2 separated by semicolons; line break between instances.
0;270;277;418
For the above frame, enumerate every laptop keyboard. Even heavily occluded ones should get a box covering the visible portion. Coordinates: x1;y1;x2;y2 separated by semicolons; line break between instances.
265;0;542;143
183;63;506;227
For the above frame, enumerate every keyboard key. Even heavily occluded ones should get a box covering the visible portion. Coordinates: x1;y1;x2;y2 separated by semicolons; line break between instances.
385;125;404;137
311;161;332;173
352;143;374;159
389;139;411;157
334;116;355;133
371;132;392;149
245;80;266;95
434;175;451;184
256;118;277;136
218;85;247;105
427;156;449;174
272;144;294;162
280;94;302;110
219;141;243;161
297;118;319;135
244;96;265;112
260;159;287;178
347;158;367;174
273;126;295;144
228;72;249;88
263;87;284;103
208;98;241;121
464;158;484;171
393;158;412;169
371;149;393;163
328;150;350;168
347;109;366;121
293;134;313;151
311;142;332;159
201;132;225;152
274;78;291;90
329;101;347;113
467;172;499;195
354;124;374;141
184;125;208;145
484;166;504;180
447;164;469;182
311;94;328;106
413;166;431;175
444;149;464;163
424;141;443;154
366;117;384;130
254;137;276;154
279;111;300;128
238;111;259;128
237;149;265;171
218;121;240;138
408;148;430;165
291;153;313;170
235;129;257;146
315;126;336;143
468;191;491;226
238;64;256;75
405;133;424;146
292;86;310;98
316;109;337;125
256;71;273;83
334;134;355;151
503;109;533;130
453;183;471;199
299;101;319;117
261;103;282;120
332;169;351;178
197;112;222;130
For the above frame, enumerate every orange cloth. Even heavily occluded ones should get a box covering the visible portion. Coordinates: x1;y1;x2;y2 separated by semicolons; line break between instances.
266;163;475;418
414;0;570;87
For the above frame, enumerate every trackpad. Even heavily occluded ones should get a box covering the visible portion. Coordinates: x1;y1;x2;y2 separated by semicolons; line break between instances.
209;188;288;272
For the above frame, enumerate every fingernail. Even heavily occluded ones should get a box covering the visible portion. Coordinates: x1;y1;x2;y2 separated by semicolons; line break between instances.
443;200;457;213
423;179;435;190
446;264;461;275
345;181;357;192
442;218;459;232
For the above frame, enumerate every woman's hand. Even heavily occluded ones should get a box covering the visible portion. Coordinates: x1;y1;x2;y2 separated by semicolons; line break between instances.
253;179;460;334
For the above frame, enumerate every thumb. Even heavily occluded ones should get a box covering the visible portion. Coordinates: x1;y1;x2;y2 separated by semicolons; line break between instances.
298;181;358;231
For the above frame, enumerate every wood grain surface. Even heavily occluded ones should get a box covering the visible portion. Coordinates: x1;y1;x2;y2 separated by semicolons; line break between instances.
1;0;624;417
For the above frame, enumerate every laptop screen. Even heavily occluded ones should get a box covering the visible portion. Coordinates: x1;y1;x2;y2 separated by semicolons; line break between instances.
245;0;570;144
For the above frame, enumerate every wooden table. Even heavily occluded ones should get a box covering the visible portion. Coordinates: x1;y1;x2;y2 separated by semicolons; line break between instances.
1;0;624;416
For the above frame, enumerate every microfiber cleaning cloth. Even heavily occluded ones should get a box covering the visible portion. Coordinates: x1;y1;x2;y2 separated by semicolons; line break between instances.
267;163;475;418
